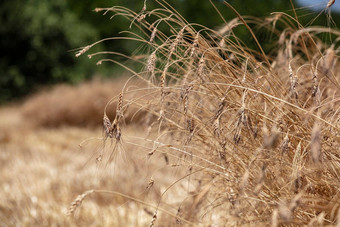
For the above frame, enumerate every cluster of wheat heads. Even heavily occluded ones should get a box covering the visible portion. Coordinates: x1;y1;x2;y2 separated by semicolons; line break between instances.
72;0;340;225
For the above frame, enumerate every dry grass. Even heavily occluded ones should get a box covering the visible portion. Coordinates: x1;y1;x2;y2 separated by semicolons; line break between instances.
21;77;147;127
0;93;188;226
0;123;172;226
78;1;339;226
2;0;340;226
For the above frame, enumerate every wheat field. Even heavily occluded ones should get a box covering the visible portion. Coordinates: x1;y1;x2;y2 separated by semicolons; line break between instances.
2;0;340;226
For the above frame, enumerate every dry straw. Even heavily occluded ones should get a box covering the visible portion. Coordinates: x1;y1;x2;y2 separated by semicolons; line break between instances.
149;211;157;227
66;190;94;216
75;0;340;225
327;0;335;9
310;122;322;164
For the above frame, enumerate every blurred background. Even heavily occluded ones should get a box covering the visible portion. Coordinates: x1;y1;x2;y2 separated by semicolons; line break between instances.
1;0;339;104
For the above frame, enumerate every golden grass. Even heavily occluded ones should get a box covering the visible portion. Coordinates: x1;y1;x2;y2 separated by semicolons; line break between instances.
77;1;340;225
0;124;153;226
0;99;189;226
21;77;147;128
2;0;340;226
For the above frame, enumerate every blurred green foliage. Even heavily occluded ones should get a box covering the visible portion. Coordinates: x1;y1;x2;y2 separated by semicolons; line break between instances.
0;0;101;103
1;0;338;103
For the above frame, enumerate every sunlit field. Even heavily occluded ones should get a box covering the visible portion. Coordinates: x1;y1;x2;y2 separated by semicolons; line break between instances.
1;0;340;226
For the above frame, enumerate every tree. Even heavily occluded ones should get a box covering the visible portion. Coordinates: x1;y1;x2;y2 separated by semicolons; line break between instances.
0;0;100;103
